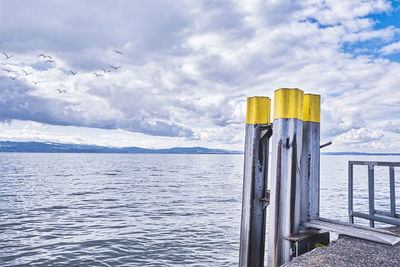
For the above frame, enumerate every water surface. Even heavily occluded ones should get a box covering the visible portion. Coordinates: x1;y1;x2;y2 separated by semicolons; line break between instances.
0;153;399;266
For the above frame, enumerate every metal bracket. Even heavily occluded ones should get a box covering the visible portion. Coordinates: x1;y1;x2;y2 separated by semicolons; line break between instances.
285;229;330;257
259;190;270;209
260;125;273;140
320;141;332;149
290;242;297;257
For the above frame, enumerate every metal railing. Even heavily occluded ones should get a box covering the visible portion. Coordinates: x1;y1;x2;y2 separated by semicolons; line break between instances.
348;161;400;228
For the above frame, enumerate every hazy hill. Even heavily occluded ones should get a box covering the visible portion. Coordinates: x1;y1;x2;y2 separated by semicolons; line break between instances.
0;141;241;154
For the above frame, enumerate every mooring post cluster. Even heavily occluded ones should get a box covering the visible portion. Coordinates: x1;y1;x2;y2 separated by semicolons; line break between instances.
239;88;321;267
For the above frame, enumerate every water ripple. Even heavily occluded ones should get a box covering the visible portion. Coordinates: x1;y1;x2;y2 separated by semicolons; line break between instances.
0;153;244;266
1;153;398;266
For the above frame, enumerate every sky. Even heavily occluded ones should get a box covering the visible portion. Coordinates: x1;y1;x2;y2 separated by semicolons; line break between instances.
0;0;400;153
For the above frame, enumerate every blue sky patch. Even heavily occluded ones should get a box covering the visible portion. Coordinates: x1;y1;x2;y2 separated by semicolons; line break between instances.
336;1;400;62
367;1;400;30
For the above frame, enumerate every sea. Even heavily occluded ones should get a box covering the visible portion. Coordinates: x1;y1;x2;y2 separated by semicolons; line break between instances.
1;153;399;266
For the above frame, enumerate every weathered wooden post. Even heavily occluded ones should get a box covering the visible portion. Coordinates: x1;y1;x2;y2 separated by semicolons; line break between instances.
300;94;321;222
267;88;304;266
239;96;272;267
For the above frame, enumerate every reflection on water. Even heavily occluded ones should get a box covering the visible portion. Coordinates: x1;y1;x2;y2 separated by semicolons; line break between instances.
0;153;399;266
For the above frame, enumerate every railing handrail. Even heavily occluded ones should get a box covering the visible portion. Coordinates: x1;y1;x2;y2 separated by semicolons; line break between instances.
349;161;400;167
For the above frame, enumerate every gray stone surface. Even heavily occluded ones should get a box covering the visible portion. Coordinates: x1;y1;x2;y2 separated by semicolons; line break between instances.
284;228;400;267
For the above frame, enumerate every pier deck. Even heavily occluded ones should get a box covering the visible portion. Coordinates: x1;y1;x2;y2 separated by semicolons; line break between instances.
284;227;400;267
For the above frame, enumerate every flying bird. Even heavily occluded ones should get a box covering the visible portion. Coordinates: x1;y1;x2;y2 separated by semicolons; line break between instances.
101;68;111;73
46;60;55;63
93;72;103;77
9;76;17;80
32;81;39;85
2;52;13;59
1;68;13;73
21;70;32;75
56;89;66;93
69;70;77;75
114;50;124;55
110;65;121;70
38;54;52;59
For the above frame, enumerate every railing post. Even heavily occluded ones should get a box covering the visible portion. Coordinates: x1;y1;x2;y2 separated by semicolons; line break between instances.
368;163;375;228
389;166;396;218
348;162;354;224
239;96;272;267
300;94;320;222
267;88;304;267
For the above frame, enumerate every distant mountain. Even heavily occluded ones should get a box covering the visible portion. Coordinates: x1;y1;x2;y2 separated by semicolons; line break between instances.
0;141;242;154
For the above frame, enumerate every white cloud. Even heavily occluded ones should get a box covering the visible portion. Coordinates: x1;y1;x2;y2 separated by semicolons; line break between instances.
342;26;397;43
0;0;399;152
380;41;400;55
298;0;391;26
333;128;383;144
384;121;400;134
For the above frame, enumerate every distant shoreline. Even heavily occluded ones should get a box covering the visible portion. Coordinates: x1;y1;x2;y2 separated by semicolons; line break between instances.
0;141;241;154
0;152;243;154
0;141;399;155
2;152;399;156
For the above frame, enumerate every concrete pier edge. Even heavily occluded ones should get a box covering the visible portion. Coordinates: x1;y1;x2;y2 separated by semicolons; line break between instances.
283;227;400;267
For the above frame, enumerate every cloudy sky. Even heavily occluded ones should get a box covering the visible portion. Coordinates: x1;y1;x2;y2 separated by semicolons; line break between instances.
0;0;400;152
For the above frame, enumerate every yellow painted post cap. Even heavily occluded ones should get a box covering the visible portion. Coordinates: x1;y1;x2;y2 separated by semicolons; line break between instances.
273;88;304;120
246;96;271;124
303;94;320;122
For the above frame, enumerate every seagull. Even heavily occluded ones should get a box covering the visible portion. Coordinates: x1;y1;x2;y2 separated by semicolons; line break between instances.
9;76;17;80
21;70;32;75
69;70;77;75
56;89;66;93
114;50;123;55
32;81;39;85
93;72;103;77
38;54;52;59
1;68;13;73
110;65;121;70
46;60;55;63
101;68;111;73
2;52;13;59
